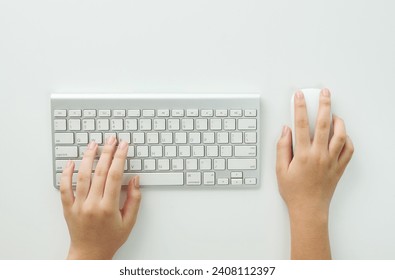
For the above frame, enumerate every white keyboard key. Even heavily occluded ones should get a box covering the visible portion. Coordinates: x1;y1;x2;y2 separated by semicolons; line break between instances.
69;110;82;117
168;119;180;130
201;109;213;117
203;132;215;144
128;110;140;117
56;173;78;186
76;133;88;144
192;146;204;157
98;110;111;117
83;119;95;131
89;133;102;144
127;146;135;157
157;109;170;117
199;159;211;170
68;119;81;131
83;110;96;117
54;119;66;131
228;159;257;170
238;119;257;130
234;145;257;157
143;159;156;170
79;146;104;158
179;145;191;157
172;159;184;170
157;159;170;170
204;172;215;185
195;119;208;130
213;159;225;170
126;119;138;130
186;159;198;170
231;178;243;185
210;119;222;130
150;146;163;157
217;132;229;144
189;132;201;144
130;159;142;171
147;132;159;144
245;178;257;185
165;146;177;157
161;133;173;144
224;119;236;130
113;110;126;117
122;173;184;186
206;145;218;157
230;109;242;117
231;172;243;178
186;109;199;117
136;146;149;157
220;145;232;157
104;133;116;142
97;119;109;131
55;146;78;158
217;178;229;185
54;110;67;117
215;109;227;117
55;133;74;144
132;133;145;144
56;160;80;171
175;132;187;144
231;132;243;143
244;132;257;144
172;109;184;117
182;119;194;130
244;109;257;117
118;133;131;143
139;119;152;130
186;172;201;185
153;119;166;130
142;109;155;117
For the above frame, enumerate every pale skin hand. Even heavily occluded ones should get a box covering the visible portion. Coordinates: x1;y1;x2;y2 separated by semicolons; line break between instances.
276;89;354;259
60;136;141;259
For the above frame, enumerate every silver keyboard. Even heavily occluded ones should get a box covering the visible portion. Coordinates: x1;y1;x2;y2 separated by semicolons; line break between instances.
51;93;260;188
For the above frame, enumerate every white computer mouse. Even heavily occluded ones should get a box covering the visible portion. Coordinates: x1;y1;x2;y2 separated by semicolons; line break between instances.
291;88;333;147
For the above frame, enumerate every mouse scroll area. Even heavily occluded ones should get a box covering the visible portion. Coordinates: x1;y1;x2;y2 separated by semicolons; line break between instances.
290;88;333;148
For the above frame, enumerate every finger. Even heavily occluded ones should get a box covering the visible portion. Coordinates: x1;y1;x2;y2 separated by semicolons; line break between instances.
88;136;117;199
75;141;97;203
60;160;75;212
313;88;331;150
122;176;141;229
103;141;128;206
294;91;311;150
338;136;354;168
329;115;347;159
276;126;292;176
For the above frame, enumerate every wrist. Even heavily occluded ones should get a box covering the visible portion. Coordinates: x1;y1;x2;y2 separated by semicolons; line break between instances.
67;245;114;260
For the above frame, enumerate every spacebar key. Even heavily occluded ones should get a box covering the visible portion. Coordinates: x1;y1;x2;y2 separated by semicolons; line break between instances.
122;173;184;186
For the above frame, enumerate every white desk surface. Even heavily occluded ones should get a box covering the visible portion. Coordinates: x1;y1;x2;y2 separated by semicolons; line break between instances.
0;0;394;259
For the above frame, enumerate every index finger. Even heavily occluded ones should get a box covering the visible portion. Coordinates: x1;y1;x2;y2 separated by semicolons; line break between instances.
103;141;128;206
294;91;311;150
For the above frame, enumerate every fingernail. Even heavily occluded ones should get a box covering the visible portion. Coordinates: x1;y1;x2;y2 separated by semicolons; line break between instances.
322;88;330;97
118;140;128;150
106;135;116;145
281;126;288;137
66;160;72;167
295;91;304;99
88;141;96;150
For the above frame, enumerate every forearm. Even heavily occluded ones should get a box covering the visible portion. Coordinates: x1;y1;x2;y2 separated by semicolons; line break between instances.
289;210;331;260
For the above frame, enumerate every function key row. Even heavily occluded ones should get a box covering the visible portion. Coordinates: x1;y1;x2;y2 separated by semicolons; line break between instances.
54;109;257;118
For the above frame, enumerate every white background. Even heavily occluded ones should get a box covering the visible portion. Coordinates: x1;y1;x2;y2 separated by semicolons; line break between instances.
0;0;394;259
